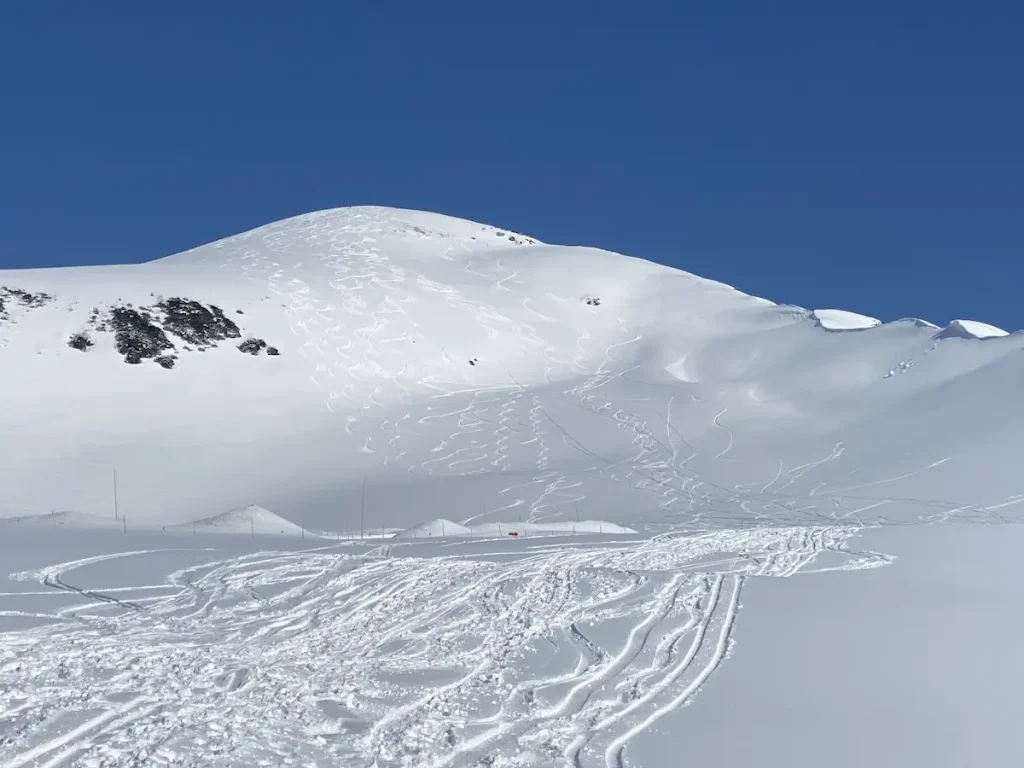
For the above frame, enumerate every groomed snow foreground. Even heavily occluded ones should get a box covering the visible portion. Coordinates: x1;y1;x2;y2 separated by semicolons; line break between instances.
2;206;1023;767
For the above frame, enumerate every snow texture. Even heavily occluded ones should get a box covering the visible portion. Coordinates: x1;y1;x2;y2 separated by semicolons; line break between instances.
1;205;1022;767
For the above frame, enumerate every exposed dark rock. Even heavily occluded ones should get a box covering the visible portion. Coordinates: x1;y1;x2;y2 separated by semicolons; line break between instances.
2;287;53;309
584;296;601;307
15;293;272;369
68;333;93;351
1;286;54;320
238;338;268;356
156;298;241;348
109;307;175;365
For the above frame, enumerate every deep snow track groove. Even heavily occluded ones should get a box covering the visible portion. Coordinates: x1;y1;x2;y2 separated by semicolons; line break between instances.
1;526;887;767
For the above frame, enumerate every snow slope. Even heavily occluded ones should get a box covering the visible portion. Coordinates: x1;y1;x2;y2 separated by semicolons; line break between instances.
2;205;1023;767
2;205;1022;532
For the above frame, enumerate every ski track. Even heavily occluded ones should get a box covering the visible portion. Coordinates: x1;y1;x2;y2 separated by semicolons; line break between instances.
207;212;954;536
0;526;887;767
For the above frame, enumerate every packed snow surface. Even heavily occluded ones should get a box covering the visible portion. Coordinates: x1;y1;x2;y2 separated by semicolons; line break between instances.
1;205;1023;767
392;518;472;538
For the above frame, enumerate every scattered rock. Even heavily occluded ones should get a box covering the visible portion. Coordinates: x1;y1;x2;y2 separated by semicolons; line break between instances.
13;293;272;370
238;338;268;356
67;333;93;352
0;286;54;321
584;296;601;307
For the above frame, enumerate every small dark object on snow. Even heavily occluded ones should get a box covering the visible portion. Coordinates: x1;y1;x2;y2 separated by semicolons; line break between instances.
584;296;601;307
238;338;268;356
68;333;93;351
266;346;280;356
236;309;244;314
155;355;177;369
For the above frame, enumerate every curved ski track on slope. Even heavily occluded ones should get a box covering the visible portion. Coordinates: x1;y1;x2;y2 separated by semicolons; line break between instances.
0;526;888;767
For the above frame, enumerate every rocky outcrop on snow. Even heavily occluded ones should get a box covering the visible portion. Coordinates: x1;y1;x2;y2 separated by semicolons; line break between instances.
0;286;53;321
156;298;241;349
62;296;279;367
238;338;267;355
108;306;177;365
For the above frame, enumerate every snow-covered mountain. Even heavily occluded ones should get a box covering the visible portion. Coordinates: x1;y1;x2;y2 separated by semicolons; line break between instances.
2;205;1021;532
3;206;1023;768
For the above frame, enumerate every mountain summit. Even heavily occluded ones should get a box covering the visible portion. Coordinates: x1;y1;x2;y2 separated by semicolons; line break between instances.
2;206;1021;530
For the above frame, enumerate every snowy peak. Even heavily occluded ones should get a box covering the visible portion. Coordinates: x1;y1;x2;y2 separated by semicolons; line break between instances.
1;205;1022;532
159;206;541;267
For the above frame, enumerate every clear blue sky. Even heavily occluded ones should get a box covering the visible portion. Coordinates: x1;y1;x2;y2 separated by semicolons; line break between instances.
2;2;1021;329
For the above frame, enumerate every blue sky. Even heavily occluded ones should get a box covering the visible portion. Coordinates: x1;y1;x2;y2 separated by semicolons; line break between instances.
1;2;1021;329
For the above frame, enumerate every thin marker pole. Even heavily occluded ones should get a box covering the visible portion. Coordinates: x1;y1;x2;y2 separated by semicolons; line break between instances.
360;477;366;540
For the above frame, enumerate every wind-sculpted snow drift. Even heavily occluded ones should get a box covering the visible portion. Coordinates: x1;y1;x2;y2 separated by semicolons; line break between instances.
1;206;1022;766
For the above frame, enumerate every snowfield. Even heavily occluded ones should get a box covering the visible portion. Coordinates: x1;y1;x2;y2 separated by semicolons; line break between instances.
1;206;1022;766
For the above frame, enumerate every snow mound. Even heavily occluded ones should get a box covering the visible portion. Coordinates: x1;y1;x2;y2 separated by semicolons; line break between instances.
935;319;1010;340
392;518;471;538
161;206;541;267
812;309;882;331
169;505;311;537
